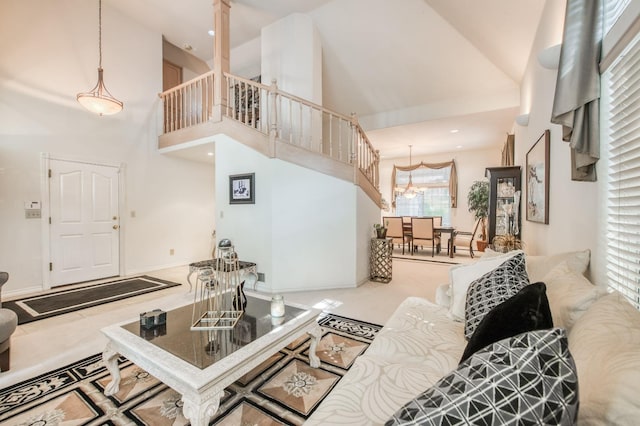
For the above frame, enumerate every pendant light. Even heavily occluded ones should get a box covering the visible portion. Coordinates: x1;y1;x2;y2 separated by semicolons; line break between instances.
77;0;123;116
395;145;422;199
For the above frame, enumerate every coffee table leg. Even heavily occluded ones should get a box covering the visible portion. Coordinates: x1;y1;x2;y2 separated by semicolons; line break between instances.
103;343;121;396
307;324;322;368
182;391;223;426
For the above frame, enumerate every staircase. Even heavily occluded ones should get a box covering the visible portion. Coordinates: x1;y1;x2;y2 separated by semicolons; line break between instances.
158;71;382;206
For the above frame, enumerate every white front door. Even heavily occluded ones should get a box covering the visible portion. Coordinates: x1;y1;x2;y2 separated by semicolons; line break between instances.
49;159;120;286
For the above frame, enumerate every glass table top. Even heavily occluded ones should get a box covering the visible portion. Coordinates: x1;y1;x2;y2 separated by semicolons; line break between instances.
121;295;306;369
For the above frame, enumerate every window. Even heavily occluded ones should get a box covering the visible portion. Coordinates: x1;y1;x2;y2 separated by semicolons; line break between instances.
395;166;451;225
605;30;640;309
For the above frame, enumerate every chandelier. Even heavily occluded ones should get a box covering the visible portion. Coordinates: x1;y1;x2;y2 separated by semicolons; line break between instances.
77;0;123;116
395;145;424;199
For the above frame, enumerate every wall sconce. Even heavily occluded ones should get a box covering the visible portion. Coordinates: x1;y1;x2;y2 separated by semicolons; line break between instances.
537;44;562;70
515;114;530;127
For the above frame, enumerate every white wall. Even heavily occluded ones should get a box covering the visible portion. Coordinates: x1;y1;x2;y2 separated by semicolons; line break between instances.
514;0;598;261
378;147;502;232
214;136;373;292
261;13;322;103
0;0;215;295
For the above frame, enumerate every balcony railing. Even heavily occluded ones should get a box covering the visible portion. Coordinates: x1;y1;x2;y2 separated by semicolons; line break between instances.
159;71;380;192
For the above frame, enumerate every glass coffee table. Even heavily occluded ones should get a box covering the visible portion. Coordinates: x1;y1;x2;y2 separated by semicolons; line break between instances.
101;294;322;426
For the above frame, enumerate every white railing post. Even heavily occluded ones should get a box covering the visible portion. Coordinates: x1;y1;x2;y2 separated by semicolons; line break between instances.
350;112;358;183
269;79;278;157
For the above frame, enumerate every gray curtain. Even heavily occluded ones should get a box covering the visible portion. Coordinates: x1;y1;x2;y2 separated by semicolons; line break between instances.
550;0;603;181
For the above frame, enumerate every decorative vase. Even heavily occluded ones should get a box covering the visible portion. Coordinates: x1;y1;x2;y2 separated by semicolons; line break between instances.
376;228;387;239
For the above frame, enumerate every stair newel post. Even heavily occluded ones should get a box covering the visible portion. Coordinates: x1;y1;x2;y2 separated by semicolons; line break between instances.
269;79;278;157
212;0;230;122
350;112;359;184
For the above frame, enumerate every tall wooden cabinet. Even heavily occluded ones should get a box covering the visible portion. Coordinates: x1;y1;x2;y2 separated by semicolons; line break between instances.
485;166;522;244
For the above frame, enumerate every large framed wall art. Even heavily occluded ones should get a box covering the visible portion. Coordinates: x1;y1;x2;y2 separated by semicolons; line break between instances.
526;130;550;224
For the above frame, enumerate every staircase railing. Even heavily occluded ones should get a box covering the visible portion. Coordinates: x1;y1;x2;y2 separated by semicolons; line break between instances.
159;71;379;192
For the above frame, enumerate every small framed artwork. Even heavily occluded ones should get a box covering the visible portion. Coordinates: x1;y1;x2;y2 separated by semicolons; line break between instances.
229;173;255;204
526;130;550;224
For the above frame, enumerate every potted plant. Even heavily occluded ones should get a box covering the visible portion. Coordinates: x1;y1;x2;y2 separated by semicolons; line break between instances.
374;221;388;239
467;180;489;252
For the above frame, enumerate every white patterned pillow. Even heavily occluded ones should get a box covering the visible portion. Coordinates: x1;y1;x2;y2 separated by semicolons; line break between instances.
569;291;640;424
448;250;525;321
542;261;604;331
464;252;529;340
385;328;579;426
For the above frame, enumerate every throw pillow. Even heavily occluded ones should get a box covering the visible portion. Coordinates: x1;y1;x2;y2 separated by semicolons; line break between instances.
526;249;590;282
568;291;640;425
459;282;553;363
385;328;579;426
464;252;529;340
448;250;525;321
542;261;604;331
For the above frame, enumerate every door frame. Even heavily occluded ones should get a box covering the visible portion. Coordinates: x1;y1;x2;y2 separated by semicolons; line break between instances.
40;153;126;290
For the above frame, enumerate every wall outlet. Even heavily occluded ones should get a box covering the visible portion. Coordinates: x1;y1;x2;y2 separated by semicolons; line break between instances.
169;248;175;256
258;272;265;282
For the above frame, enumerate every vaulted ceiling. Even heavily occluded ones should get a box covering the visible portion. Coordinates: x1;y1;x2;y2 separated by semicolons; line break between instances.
109;0;546;159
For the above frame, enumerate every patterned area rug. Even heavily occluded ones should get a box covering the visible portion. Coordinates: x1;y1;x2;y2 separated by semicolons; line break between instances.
0;313;381;425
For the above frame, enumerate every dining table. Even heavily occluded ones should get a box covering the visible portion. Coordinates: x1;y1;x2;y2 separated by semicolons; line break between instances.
402;221;456;258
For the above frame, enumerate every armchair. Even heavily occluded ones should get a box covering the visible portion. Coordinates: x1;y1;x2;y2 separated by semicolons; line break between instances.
450;219;481;258
0;272;18;371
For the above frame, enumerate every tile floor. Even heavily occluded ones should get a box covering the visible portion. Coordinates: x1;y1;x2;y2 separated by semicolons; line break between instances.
0;254;472;389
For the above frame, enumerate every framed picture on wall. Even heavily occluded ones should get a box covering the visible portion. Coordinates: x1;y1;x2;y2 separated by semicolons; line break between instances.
526;130;550;224
229;173;255;204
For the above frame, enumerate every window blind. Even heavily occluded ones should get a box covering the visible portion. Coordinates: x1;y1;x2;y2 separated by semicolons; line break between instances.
604;0;631;35
606;30;640;309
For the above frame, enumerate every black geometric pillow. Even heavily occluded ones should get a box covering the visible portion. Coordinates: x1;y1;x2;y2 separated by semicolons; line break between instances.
460;282;553;363
464;252;529;340
385;328;579;426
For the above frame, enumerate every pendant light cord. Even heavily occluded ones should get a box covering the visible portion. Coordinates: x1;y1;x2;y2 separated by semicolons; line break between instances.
98;0;102;69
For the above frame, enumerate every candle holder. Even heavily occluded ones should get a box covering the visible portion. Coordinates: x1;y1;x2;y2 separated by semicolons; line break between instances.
271;295;285;317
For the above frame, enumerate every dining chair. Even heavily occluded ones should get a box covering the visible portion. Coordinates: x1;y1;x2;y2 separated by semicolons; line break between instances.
411;217;441;256
383;216;407;254
451;219;482;258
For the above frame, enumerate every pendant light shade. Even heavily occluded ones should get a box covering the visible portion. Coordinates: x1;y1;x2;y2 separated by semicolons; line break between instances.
77;0;123;115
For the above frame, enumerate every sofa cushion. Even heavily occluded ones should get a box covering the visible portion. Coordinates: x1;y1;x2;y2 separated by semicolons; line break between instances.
542;261;603;331
569;291;640;425
385;328;579;425
305;297;466;425
481;248;590;283
460;282;553;363
526;249;590;282
464;252;529;339
448;250;524;321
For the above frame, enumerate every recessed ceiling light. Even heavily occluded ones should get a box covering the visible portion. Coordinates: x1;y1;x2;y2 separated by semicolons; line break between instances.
456;145;463;149
208;30;215;37
183;43;193;51
450;129;459;133
207;152;214;156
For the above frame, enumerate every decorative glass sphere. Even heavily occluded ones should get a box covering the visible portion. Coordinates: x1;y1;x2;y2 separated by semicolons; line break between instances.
218;238;232;248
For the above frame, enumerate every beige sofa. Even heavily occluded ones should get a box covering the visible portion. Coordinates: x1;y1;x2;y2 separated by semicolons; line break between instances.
306;250;640;425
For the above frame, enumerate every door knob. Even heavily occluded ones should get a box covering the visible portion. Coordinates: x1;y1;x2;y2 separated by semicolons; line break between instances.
113;225;119;230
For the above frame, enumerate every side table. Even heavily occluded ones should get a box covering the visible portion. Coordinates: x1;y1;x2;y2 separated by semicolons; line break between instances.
370;237;393;283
